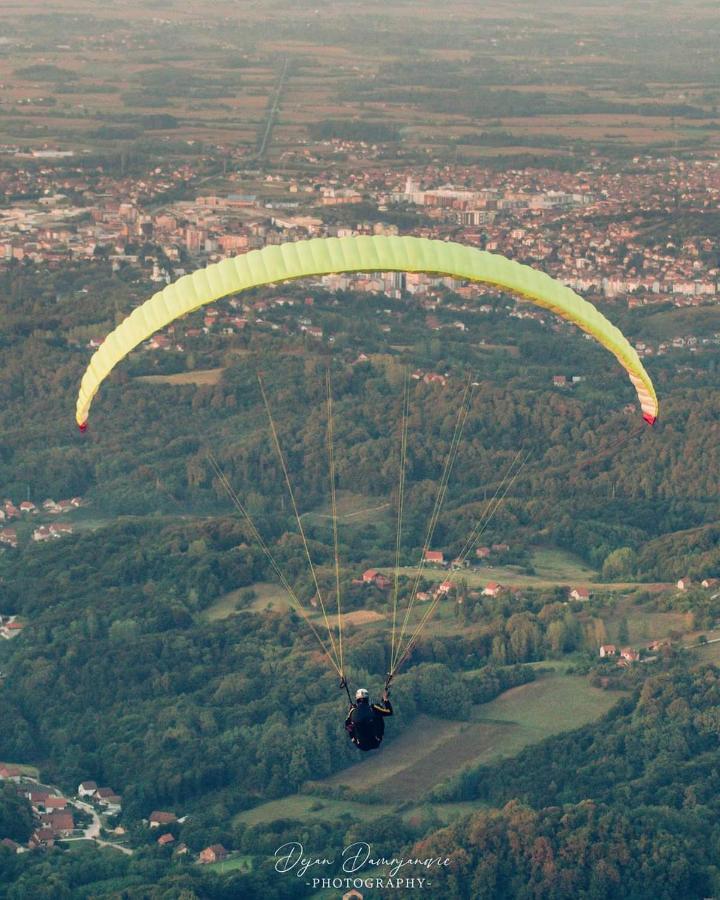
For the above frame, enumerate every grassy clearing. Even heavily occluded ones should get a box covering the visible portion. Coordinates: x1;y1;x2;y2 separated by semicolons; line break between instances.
135;368;225;386
603;593;693;645
204;854;253;873
235;795;394;827
319;674;620;803
472;675;620;737
0;761;40;778
234;673;621;829
620;608;692;644
205;582;291;621
689;640;720;665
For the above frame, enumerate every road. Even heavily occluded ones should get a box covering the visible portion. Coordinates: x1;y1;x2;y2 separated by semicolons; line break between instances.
257;57;289;162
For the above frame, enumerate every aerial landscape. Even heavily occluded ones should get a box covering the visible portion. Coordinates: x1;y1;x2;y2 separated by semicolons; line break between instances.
1;1;720;898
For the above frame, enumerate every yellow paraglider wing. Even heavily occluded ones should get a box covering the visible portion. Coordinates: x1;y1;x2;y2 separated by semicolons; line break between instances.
75;236;658;428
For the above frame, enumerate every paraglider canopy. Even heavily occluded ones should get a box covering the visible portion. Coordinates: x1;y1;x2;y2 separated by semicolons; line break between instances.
75;235;658;429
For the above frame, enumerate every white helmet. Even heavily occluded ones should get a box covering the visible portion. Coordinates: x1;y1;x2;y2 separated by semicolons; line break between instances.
355;688;369;700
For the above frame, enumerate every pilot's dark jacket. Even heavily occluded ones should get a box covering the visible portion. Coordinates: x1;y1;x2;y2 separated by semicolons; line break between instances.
345;697;393;751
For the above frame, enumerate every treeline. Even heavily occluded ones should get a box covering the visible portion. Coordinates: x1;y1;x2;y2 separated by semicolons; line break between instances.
411;665;720;898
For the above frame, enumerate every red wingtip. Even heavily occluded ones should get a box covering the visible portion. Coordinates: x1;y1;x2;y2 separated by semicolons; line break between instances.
642;413;656;426
78;421;88;433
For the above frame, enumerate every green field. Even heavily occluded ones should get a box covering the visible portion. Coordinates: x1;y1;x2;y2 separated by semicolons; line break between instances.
397;546;615;592
0;761;39;778
689;639;720;665
321;674;621;802
205;581;291;620
204;854;254;874
235;795;394;827
241;671;621;826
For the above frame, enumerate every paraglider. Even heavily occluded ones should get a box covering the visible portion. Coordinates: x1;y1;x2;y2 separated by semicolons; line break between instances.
74;235;659;708
75;235;658;429
345;687;393;752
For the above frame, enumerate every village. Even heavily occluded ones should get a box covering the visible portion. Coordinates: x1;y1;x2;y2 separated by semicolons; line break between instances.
0;766;239;868
0;495;84;550
357;551;720;670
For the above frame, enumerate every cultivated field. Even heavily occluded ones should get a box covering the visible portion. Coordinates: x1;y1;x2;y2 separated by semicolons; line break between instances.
240;670;621;826
316;672;620;802
205;581;291;620
134;368;225;386
3;0;718;160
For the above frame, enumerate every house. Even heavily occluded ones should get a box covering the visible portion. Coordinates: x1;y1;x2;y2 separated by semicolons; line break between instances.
174;842;189;856
0;529;18;548
27;791;50;811
44;796;67;810
32;526;53;543
702;578;719;589
416;591;432;602
199;844;228;864
451;558;470;569
599;644;617;658
149;811;177;828
475;547;491;559
0;765;21;781
677;577;692;591
29;828;55;848
78;781;97;797
49;523;73;538
648;639;669;652
95;788;122;808
424;550;444;566
435;580;456;596
40;811;74;836
569;587;590;601
482;582;503;597
620;647;640;663
2;620;25;637
157;833;175;846
19;501;36;514
362;569;379;584
553;375;567;387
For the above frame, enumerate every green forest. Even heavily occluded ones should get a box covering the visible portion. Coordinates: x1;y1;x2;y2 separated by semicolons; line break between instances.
0;257;719;897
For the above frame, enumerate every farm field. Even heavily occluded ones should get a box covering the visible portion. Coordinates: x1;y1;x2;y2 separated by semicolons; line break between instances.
205;581;291;620
2;0;719;160
317;673;620;802
241;671;621;828
135;368;225;386
204;854;253;874
235;795;395;828
399;546;614;591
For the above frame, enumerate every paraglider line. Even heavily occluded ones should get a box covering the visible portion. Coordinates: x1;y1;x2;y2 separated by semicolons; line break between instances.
391;371;411;668
325;368;345;677
206;450;342;678
257;373;342;673
392;377;474;672
454;448;530;567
